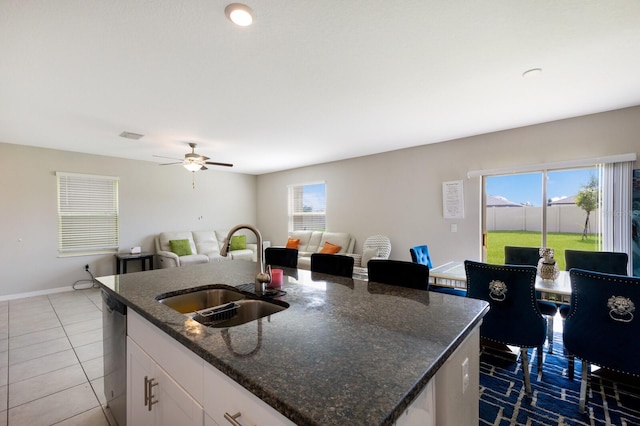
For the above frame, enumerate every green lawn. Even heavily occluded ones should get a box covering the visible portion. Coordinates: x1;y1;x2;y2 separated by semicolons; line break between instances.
486;230;601;270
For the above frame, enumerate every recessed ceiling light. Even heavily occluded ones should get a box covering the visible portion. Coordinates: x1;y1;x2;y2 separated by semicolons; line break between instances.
225;3;254;26
522;68;543;78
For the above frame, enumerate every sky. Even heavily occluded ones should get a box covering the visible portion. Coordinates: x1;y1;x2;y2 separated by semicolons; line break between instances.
486;168;598;207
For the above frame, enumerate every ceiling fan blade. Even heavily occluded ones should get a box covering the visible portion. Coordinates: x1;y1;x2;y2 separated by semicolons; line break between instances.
200;155;210;161
159;162;182;166
205;161;233;167
153;155;183;161
200;165;208;171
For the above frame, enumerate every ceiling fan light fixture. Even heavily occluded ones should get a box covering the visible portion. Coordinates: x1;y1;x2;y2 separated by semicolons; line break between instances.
225;3;254;26
183;162;202;172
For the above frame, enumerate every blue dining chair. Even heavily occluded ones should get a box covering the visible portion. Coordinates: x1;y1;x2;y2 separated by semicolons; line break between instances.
561;249;629;379
409;245;432;268
504;246;559;354
410;245;466;296
465;260;547;398
563;269;640;413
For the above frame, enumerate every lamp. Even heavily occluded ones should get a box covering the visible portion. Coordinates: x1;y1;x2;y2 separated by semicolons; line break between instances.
225;3;254;26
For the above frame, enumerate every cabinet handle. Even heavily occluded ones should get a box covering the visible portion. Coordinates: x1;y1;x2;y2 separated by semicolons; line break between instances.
144;376;149;407
224;411;243;426
144;376;159;411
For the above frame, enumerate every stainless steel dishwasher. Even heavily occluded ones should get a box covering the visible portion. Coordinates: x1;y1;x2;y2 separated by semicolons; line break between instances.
102;289;127;426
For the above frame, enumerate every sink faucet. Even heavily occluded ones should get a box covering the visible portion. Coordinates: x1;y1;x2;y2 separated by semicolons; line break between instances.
220;224;271;295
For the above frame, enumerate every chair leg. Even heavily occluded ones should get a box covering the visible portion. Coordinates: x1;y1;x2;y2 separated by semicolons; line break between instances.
521;347;532;397
546;315;554;354
537;345;543;371
579;360;589;414
568;355;575;380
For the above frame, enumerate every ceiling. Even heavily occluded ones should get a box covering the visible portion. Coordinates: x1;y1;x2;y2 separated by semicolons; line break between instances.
1;1;639;175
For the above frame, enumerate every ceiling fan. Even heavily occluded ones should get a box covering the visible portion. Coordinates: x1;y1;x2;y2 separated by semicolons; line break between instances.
153;142;233;172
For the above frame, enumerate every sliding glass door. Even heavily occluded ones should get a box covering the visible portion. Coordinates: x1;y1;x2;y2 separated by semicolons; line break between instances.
483;167;601;270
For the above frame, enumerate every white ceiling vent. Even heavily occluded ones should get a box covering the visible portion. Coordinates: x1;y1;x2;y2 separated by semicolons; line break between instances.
119;131;144;140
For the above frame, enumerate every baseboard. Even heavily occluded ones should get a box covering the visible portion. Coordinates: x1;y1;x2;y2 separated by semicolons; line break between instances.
0;285;76;302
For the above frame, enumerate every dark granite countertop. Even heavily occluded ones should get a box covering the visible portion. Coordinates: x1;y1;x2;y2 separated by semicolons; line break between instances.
97;261;488;425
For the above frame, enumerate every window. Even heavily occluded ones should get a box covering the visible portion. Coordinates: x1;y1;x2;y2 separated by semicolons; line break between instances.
288;182;326;232
57;172;119;256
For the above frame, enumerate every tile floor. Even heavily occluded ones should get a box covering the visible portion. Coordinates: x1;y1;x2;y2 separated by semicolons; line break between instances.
0;286;115;426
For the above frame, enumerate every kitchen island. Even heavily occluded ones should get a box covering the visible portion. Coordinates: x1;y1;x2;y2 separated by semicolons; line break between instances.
97;260;488;425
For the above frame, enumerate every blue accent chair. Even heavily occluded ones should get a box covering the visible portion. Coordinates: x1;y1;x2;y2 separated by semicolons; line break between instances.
563;269;640;413
465;260;547;397
367;259;430;290
410;245;467;296
265;247;298;269
504;246;559;354
561;249;629;379
409;245;432;268
310;253;354;278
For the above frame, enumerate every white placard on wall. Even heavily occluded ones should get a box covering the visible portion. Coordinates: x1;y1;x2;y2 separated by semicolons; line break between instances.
442;180;464;219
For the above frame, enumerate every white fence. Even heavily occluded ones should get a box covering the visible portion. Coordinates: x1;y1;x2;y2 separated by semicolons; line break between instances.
486;205;596;233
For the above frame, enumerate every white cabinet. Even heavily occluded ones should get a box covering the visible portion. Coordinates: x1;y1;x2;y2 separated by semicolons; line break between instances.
395;380;435;426
203;362;296;426
127;337;204;426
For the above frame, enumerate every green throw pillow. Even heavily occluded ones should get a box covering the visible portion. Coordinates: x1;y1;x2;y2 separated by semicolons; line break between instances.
169;239;192;256
230;235;246;251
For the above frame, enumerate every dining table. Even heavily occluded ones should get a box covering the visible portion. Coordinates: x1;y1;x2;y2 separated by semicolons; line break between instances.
429;261;572;303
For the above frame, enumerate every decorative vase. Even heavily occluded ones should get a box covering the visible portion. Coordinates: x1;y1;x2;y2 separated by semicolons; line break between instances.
537;247;559;280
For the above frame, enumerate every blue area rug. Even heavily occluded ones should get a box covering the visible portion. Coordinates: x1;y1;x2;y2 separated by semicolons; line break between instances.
479;335;640;425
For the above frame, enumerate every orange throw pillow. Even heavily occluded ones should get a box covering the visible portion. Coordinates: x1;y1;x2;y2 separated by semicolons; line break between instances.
319;242;341;254
285;238;300;249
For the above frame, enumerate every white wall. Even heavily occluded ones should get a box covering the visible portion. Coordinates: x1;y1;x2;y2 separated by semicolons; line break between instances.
0;143;257;298
256;106;640;267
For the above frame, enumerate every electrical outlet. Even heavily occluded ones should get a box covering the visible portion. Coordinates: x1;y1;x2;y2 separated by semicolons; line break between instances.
85;264;90;272
451;223;458;232
461;357;469;393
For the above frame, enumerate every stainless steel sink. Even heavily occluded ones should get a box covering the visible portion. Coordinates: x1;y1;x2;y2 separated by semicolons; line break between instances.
158;288;245;313
157;287;288;328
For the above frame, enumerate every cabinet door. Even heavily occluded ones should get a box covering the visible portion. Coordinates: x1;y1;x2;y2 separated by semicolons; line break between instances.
128;337;204;426
128;337;156;426
155;366;203;426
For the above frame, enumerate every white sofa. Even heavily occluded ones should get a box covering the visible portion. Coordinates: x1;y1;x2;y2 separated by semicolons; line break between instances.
155;230;257;268
287;231;356;270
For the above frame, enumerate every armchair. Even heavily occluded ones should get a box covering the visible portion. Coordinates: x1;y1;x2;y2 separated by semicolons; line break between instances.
464;260;547;397
563;269;640;413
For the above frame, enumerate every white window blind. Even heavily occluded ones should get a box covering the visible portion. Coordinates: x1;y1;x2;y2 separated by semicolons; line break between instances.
57;172;119;256
288;182;326;232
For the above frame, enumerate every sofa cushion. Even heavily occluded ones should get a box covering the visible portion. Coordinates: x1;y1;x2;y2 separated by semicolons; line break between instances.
319;242;341;254
317;232;351;254
192;231;220;256
230;235;246;251
178;254;209;266
159;231;196;254
289;231;313;251
169;239;193;256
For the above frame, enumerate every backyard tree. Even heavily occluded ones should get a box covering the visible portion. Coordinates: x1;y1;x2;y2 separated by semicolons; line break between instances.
575;175;599;239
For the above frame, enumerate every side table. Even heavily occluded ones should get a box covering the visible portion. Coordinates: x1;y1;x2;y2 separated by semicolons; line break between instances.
115;252;154;274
